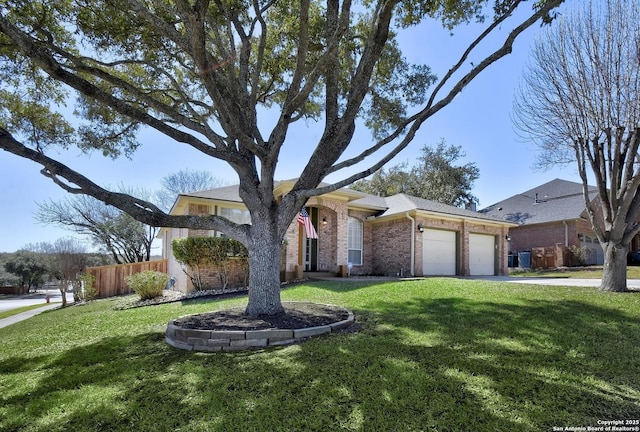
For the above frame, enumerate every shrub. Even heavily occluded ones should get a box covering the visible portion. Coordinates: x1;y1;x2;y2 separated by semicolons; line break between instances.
172;237;248;290
78;273;99;301
125;270;169;300
569;245;589;266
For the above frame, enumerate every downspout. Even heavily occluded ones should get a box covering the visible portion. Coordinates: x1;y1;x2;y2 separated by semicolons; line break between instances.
405;212;415;277
563;221;569;246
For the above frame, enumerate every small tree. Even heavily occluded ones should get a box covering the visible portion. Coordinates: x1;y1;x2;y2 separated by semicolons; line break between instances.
172;237;211;291
36;191;158;264
78;273;99;301
208;238;250;290
569;245;589;267
37;238;89;307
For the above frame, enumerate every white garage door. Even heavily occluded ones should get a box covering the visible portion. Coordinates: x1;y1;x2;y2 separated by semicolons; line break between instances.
422;229;457;275
469;233;495;276
579;235;604;265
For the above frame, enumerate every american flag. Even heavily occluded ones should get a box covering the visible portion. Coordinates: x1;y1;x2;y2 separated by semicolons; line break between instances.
298;208;318;239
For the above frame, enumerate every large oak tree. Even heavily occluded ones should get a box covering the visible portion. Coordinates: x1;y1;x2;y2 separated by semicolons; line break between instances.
514;0;640;292
0;0;563;316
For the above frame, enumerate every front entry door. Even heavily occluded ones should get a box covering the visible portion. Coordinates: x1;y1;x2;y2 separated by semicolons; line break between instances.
300;207;318;271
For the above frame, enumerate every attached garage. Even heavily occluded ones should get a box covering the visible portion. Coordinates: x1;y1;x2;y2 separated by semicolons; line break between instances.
469;233;496;275
579;235;604;265
422;228;457;275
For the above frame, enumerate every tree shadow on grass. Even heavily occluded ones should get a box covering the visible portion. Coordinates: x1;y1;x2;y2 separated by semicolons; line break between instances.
337;297;640;428
296;278;410;294
1;297;639;431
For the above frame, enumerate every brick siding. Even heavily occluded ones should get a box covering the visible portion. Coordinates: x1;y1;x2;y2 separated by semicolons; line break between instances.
508;219;595;254
372;219;412;276
193;258;249;291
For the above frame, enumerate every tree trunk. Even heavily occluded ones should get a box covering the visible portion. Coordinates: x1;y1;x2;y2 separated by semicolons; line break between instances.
59;284;67;308
600;241;628;292
244;220;284;317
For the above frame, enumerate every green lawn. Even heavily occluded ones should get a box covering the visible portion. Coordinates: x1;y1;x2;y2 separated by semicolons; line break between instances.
1;279;639;431
0;303;60;320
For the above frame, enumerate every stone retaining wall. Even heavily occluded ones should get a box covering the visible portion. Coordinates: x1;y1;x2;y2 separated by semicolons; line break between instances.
166;311;355;352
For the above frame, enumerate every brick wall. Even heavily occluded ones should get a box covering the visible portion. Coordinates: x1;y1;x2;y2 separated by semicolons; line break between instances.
371;218;412;276
191;258;249;291
348;210;374;275
317;206;338;272
509;219;595;254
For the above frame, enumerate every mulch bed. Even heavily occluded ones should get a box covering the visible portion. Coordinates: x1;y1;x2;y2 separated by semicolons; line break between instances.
173;302;350;331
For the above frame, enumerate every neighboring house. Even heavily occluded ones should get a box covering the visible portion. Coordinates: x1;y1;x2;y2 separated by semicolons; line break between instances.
480;178;605;266
159;180;515;292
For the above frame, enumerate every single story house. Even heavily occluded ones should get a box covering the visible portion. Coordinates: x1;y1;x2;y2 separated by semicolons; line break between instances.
479;178;605;266
160;180;516;292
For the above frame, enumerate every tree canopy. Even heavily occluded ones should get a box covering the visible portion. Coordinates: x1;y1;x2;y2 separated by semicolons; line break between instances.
0;0;564;315
3;250;48;291
351;140;479;207
514;0;640;292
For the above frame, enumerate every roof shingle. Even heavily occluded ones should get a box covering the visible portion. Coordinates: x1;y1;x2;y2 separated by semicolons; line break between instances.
479;178;597;225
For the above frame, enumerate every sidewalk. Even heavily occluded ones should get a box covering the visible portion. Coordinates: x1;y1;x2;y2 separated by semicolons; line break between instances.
0;303;64;329
468;275;640;289
0;289;75;329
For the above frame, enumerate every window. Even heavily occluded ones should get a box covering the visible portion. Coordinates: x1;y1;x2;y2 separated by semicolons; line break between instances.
347;217;363;265
219;207;251;225
189;204;210;215
217;207;251;237
188;204;211;237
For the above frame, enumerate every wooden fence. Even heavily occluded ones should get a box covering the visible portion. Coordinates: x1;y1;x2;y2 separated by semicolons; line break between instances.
531;245;575;269
85;259;167;298
0;286;29;295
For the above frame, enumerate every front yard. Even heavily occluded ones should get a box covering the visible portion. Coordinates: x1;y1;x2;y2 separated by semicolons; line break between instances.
1;278;639;431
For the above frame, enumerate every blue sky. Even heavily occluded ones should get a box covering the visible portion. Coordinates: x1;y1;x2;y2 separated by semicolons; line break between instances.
0;2;578;253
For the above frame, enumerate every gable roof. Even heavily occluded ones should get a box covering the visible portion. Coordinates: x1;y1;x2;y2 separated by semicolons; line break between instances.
479;178;598;225
354;194;511;224
170;180;512;226
182;184;244;203
179;180;366;204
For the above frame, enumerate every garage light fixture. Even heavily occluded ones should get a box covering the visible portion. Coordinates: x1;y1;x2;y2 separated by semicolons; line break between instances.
417;224;424;233
506;235;511;241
